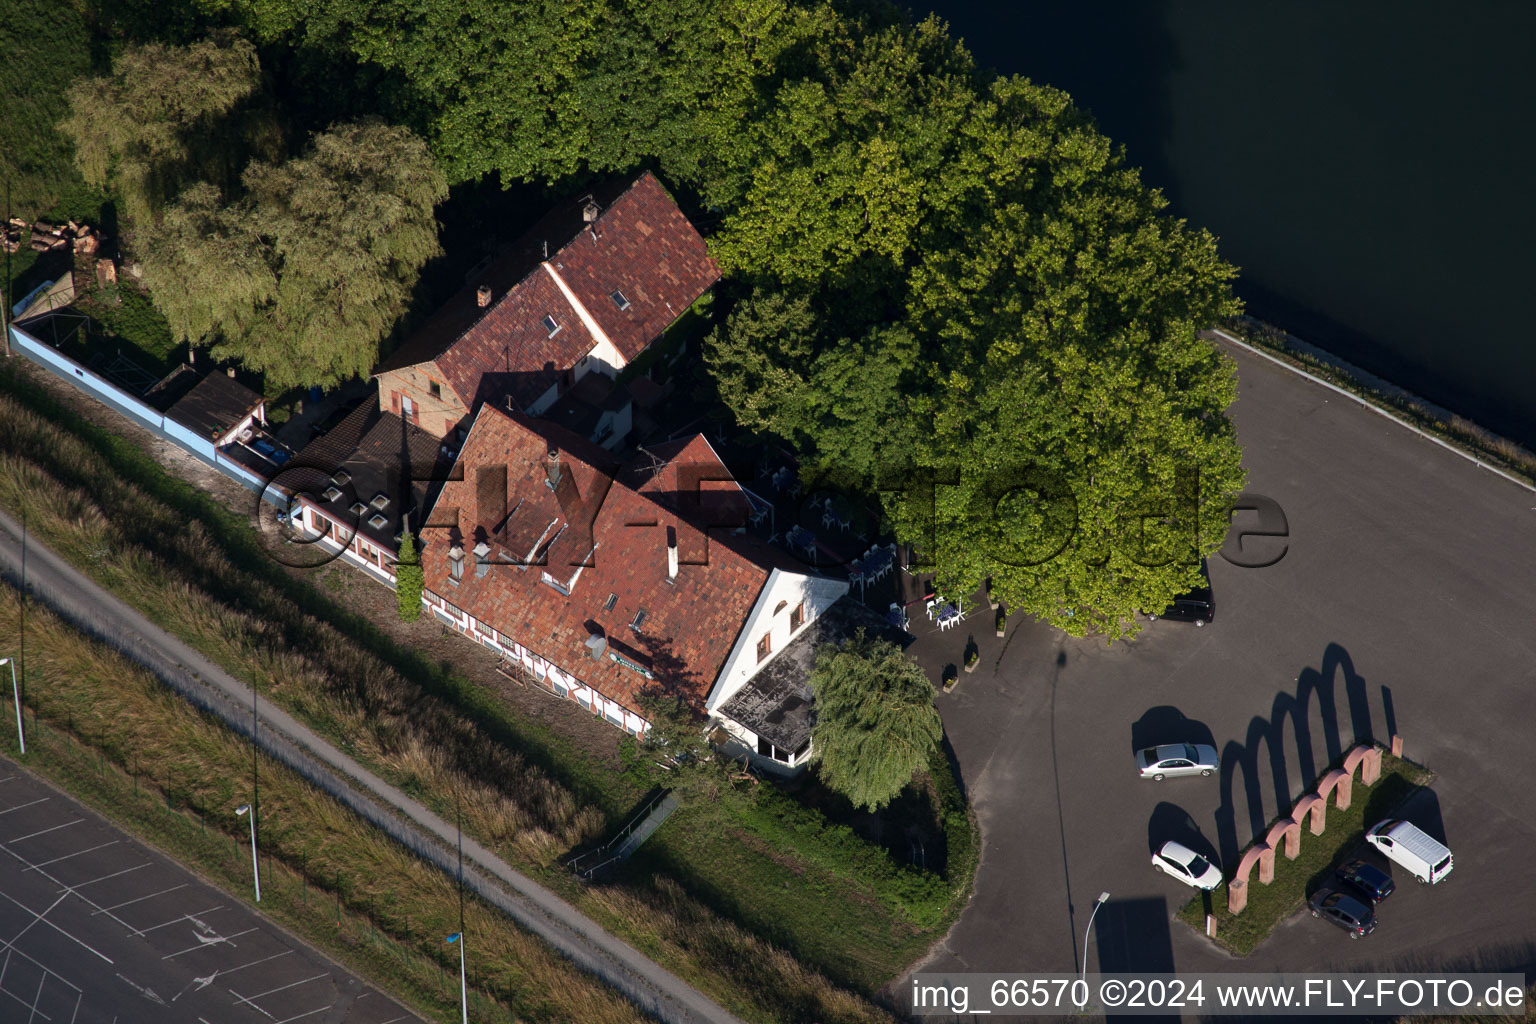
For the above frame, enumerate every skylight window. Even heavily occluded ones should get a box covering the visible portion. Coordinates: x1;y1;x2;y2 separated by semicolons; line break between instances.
542;315;561;337
604;593;617;612
630;608;647;632
610;290;630;311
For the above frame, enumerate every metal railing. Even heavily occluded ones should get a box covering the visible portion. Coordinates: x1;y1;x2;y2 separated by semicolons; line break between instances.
565;789;672;879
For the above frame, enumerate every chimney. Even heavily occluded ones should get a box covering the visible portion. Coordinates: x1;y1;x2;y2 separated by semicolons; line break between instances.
582;198;600;223
666;525;678;582
544;443;562;489
227;367;236;378
476;284;492;308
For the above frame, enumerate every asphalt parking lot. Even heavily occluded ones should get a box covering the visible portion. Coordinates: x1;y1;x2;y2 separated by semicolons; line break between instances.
0;758;419;1024
901;342;1536;1001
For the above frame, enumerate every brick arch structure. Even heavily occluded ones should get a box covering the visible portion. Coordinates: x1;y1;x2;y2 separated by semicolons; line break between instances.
1265;817;1302;861
1318;767;1352;810
1226;742;1395;916
1293;792;1327;835
1227;843;1272;914
1343;743;1382;786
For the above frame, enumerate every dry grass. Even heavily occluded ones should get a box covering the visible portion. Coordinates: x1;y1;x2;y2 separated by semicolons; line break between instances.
0;372;902;1023
0;584;648;1024
0;398;605;867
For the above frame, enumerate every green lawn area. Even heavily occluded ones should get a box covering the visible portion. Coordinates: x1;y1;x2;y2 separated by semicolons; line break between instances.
1177;752;1435;956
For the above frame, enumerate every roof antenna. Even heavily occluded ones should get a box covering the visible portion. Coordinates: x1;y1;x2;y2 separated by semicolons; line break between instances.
542;240;548;259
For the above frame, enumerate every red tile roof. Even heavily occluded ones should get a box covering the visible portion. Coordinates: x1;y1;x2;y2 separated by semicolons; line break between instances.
379;172;719;412
421;406;771;716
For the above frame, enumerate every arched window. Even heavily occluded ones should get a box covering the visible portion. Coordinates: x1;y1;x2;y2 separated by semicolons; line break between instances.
774;600;788;615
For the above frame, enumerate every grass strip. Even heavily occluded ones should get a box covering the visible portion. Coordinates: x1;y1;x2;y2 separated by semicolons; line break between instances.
0;360;914;1019
1176;753;1434;956
0;583;649;1024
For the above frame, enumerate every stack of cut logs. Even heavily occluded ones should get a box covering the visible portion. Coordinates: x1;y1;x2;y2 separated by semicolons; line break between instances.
2;218;107;255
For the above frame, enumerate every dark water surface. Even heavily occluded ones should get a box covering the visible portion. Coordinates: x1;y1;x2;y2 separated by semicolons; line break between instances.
914;1;1536;447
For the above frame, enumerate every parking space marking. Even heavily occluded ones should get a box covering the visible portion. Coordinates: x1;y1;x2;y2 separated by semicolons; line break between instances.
141;905;227;934
162;926;258;959
21;840;121;871
0;890;111;964
0;845;148;938
230;971;329;1014
0;798;49;818
64;862;150;891
0;922;83;1024
5;819;84;845
219;948;293;978
93;883;188;915
27;970;48;1024
270;1004;335;1024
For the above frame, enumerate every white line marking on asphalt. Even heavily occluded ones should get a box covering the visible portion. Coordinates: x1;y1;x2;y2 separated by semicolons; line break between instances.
21;841;121;871
114;973;166;1005
93;883;187;914
140;906;225;934
218;949;292;978
0;981;53;1023
26;969;47;1024
270;1004;335;1024
0;891;112;964
0;798;49;817
161;927;257;959
68;990;80;1024
0;845;146;938
5;819;83;844
230;972;328;1016
58;862;148;890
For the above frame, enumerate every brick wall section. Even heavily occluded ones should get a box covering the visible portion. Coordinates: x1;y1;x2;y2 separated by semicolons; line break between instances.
421;405;771;715
377;363;470;440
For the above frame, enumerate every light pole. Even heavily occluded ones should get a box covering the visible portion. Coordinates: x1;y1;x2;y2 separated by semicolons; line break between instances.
1078;891;1110;1009
235;804;260;902
446;931;467;1024
0;658;23;754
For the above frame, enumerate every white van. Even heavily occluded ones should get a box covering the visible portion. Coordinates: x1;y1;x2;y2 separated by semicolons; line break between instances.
1365;819;1453;884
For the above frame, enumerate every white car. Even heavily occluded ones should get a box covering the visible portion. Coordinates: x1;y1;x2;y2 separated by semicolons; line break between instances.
1136;743;1219;780
1152;841;1223;890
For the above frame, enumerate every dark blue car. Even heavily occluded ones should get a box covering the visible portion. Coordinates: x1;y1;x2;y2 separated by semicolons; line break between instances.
1336;859;1395;903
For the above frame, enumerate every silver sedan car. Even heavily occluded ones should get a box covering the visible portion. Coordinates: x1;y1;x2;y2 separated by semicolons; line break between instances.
1136;743;1219;780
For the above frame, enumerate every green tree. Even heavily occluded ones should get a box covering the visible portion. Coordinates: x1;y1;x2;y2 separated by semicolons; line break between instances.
147;120;445;388
212;120;446;388
394;531;422;621
810;632;942;812
58;32;273;226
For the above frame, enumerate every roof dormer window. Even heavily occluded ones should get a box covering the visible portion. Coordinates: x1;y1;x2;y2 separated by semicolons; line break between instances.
610;290;630;311
542;315;561;337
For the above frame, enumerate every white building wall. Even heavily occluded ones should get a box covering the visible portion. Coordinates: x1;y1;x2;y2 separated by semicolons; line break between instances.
705;569;848;712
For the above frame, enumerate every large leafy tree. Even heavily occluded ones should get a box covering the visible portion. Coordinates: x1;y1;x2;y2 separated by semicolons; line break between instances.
58;32;277;226
810;633;942;812
143;120;445;388
706;47;1245;640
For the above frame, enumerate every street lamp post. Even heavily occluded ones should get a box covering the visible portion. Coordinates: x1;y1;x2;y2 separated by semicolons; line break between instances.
1078;891;1110;1009
446;932;467;1024
235;804;260;902
0;658;23;754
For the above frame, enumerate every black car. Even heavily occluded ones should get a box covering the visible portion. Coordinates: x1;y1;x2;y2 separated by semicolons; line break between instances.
1147;561;1215;627
1336;859;1395;903
1308;886;1378;938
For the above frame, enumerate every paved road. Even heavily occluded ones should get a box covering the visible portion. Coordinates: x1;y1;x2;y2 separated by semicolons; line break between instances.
903;339;1536;1005
0;510;747;1024
0;756;419;1024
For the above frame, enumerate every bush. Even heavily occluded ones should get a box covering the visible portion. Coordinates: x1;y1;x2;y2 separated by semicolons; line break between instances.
394;532;422;621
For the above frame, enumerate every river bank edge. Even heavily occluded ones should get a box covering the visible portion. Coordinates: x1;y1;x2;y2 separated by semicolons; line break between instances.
1209;317;1536;492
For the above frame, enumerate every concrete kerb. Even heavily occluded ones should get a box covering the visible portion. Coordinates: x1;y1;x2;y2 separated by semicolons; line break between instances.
1210;328;1536;497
